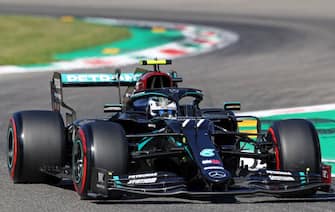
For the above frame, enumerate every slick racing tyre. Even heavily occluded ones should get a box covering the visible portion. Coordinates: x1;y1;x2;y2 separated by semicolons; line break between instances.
72;121;128;199
267;119;321;196
7;111;65;183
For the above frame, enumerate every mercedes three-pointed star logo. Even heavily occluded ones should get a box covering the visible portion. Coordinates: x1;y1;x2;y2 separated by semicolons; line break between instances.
208;170;227;179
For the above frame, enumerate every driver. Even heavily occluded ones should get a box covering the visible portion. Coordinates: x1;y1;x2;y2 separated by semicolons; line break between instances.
148;96;177;119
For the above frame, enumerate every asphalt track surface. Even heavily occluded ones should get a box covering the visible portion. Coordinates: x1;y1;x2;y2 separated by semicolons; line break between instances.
1;1;335;211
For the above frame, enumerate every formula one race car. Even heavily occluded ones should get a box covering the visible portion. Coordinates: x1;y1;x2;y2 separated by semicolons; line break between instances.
7;60;332;200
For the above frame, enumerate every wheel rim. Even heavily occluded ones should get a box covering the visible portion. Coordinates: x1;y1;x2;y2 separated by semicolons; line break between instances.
7;128;14;169
268;128;281;170
73;139;84;184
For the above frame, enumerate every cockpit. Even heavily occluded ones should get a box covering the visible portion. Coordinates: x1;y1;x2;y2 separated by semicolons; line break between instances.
127;88;203;119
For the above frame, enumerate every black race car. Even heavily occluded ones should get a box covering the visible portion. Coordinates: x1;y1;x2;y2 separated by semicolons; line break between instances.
6;60;332;200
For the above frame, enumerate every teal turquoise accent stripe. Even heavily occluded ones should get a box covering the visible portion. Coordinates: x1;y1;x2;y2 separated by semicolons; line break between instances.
184;146;193;160
112;176;122;188
138;137;154;151
299;172;307;184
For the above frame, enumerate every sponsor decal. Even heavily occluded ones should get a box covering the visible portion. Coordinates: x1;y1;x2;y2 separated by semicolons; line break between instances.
266;170;292;176
148;123;156;128
128;172;158;179
168;88;180;93
62;74;115;83
208;170;227;179
204;166;225;170
268;175;295;181
96;172;106;189
202;160;212;164
104;106;122;113
96;184;106;189
202;159;221;165
61;73;142;83
97;172;105;183
127;178;157;184
200;149;215;157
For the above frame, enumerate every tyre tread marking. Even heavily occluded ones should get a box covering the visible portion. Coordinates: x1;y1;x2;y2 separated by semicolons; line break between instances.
268;127;281;170
74;129;88;195
9;118;18;179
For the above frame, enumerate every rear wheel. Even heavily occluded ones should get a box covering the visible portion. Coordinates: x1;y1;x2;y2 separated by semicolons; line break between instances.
72;121;128;199
7;111;65;183
267;119;321;196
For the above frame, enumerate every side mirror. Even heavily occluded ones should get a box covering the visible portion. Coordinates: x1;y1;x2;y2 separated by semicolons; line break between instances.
104;104;123;113
224;102;241;111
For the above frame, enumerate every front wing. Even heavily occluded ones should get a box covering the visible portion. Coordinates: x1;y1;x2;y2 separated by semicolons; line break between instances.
88;168;332;199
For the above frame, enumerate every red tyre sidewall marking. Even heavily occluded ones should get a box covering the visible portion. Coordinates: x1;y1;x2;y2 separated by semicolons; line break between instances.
9;118;18;179
268;128;281;170
74;129;88;194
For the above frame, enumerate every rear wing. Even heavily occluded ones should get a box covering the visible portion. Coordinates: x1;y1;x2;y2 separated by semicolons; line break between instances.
57;72;143;87
50;71;143;124
50;69;183;124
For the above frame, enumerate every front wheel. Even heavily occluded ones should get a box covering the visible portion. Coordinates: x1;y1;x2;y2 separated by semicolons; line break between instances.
72;121;128;199
267;119;321;196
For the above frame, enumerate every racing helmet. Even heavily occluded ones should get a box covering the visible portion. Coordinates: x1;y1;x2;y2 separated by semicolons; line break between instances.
148;96;177;118
135;72;173;92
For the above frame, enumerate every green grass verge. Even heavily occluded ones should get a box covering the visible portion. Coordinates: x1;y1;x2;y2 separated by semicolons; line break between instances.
0;15;131;65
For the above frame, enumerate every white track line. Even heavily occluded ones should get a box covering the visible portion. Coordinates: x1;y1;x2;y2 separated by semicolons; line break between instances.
238;103;335;117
